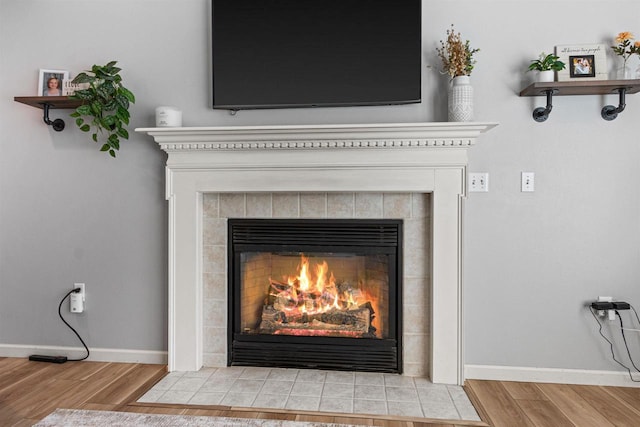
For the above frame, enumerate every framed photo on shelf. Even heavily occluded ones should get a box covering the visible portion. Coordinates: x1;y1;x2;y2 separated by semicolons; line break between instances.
555;44;607;81
38;69;69;96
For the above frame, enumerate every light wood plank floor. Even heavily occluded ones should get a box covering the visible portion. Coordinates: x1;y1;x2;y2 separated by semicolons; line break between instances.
1;357;639;426
465;379;640;427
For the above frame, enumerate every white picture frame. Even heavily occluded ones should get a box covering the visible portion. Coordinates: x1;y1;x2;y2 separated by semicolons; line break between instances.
38;69;69;96
555;44;607;81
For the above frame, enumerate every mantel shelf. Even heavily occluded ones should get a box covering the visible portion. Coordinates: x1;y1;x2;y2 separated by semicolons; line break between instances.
519;79;640;122
14;96;83;132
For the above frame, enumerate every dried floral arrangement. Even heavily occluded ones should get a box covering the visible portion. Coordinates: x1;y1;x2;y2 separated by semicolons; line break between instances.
436;25;480;78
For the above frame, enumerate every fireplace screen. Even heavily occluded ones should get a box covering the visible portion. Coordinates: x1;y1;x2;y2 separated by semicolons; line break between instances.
229;219;402;372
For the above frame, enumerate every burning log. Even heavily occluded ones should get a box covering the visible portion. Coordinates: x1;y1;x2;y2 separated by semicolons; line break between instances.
257;256;379;338
259;304;373;336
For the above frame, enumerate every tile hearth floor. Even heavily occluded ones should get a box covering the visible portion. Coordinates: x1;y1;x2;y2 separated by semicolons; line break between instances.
138;366;481;421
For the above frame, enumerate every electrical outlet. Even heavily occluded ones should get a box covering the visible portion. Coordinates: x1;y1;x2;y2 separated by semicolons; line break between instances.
521;172;535;192
597;296;614;320
469;173;489;192
71;283;85;313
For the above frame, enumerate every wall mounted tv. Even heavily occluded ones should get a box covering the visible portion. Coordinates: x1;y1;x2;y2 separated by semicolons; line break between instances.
211;0;422;111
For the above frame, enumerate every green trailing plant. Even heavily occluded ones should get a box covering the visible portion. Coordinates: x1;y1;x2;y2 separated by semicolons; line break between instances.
69;61;135;158
527;52;566;72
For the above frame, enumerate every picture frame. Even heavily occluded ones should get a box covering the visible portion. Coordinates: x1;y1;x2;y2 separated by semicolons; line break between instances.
555;44;607;81
569;55;596;78
38;69;69;96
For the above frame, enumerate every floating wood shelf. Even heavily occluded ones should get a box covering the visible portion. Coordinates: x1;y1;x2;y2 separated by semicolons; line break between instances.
519;79;640;122
14;96;83;131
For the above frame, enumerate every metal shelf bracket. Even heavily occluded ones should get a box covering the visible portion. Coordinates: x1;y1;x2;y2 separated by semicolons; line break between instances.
601;87;627;121
42;103;65;131
532;89;557;122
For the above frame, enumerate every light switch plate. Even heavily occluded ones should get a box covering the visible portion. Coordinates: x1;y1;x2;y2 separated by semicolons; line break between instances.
469;173;489;192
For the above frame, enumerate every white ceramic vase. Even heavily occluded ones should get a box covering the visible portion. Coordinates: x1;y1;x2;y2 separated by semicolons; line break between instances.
448;75;473;122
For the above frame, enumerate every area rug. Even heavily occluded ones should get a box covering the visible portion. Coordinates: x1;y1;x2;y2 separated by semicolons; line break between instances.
35;408;359;427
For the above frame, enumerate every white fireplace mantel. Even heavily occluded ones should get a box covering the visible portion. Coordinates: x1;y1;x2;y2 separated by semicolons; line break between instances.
137;122;497;385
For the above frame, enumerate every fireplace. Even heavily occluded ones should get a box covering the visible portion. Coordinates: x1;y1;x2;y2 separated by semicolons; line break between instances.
229;219;402;372
136;122;497;385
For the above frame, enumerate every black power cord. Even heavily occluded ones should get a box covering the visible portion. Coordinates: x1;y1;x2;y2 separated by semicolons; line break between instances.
617;312;640;373
29;288;90;363
58;288;90;361
588;306;639;382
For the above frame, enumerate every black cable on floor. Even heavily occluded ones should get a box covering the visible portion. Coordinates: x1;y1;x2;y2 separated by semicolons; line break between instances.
58;289;90;362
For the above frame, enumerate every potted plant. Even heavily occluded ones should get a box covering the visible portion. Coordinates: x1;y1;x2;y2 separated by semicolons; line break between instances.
528;52;565;82
69;61;135;158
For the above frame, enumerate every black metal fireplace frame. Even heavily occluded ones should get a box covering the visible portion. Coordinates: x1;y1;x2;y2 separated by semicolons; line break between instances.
227;218;403;373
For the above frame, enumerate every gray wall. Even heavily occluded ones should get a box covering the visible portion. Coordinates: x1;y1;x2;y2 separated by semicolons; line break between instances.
1;0;639;373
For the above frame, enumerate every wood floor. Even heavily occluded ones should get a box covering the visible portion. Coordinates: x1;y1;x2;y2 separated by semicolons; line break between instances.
1;357;639;427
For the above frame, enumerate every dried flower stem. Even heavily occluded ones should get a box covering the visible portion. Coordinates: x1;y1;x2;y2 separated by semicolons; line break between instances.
436;25;479;78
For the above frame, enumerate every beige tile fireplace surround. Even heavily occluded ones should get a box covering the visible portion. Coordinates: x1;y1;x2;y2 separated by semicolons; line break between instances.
137;122;497;386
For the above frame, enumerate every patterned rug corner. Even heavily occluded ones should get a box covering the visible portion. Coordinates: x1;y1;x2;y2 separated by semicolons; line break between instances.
35;408;360;427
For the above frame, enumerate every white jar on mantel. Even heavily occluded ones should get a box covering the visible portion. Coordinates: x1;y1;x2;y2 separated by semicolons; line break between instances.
448;75;473;122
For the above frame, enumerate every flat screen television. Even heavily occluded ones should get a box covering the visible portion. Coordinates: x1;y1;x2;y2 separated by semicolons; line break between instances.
211;0;422;110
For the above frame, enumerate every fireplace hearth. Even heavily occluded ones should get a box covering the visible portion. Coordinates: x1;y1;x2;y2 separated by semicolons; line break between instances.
229;219;402;372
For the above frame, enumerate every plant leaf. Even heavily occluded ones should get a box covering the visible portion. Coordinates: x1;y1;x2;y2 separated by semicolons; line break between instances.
71;72;92;84
120;87;135;103
72;89;94;101
103;99;118;111
102;115;116;128
75;104;92;116
90;101;103;116
109;149;116;158
80;124;91;132
115;94;129;110
116;127;129;139
100;144;110;152
116;107;130;125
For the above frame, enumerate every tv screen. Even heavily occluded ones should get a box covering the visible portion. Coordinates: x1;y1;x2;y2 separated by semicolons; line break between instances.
211;0;422;110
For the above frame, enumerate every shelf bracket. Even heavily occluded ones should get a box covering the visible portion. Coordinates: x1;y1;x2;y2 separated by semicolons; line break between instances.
601;87;628;121
532;89;557;122
41;103;65;131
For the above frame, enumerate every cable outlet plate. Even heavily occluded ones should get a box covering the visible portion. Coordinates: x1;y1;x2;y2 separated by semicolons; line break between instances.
521;172;535;192
469;173;489;192
71;283;85;313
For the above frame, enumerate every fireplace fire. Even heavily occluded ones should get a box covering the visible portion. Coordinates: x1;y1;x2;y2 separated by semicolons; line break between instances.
229;219;402;372
252;254;383;339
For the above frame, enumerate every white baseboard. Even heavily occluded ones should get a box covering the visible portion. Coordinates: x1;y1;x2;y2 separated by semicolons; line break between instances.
0;344;167;365
465;364;640;388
